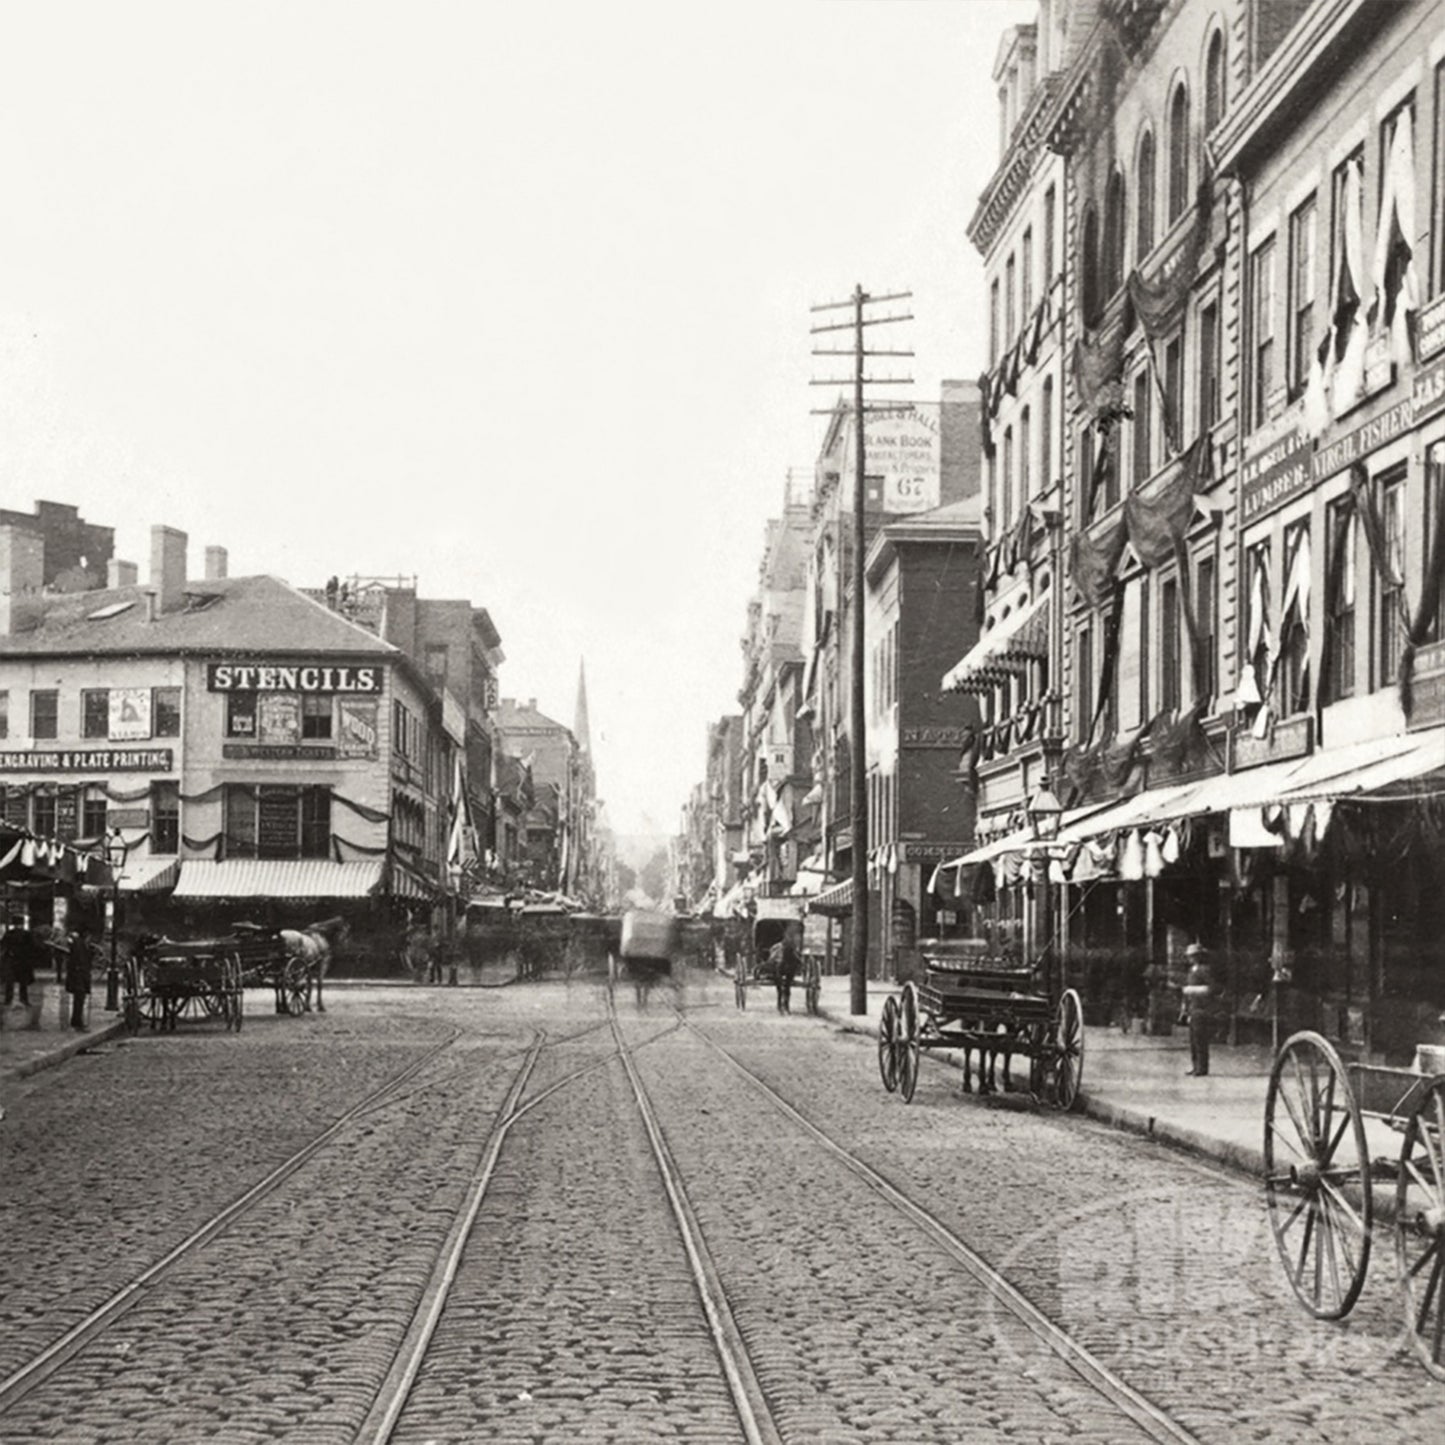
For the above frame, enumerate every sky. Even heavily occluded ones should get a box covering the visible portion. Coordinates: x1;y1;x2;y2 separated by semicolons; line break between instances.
0;0;1034;837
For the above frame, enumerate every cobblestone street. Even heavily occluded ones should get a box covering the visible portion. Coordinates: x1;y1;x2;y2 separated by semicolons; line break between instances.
3;971;1444;1442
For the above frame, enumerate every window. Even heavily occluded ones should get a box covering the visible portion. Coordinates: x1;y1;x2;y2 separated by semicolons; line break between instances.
1168;82;1191;223
1132;370;1153;485
82;785;108;840
1378;473;1406;685
1199;301;1220;431
226;691;257;738
1105;169;1126;297
82;689;109;740
1287;196;1317;397
301;694;333;741
1002;426;1014;533
1082;205;1102;324
1043;185;1056;290
1204;31;1226;134
1040;377;1054;488
0;691;7;740
1101;421;1120;512
1435;64;1445;296
1324;499;1357;702
1021;227;1034;319
30;690;57;740
1005;254;1017;346
224;785;327;860
1196;554;1216;702
1020;406;1033;500
153;687;181;738
1281;519;1311;714
1079;426;1096;523
1161;577;1181;713
1076;622;1094;742
990;280;1000;364
1137;129;1156;259
1164;333;1184;450
1249;238;1276;430
1330;148;1364;335
301;788;331;859
1244;540;1272;686
32;790;56;838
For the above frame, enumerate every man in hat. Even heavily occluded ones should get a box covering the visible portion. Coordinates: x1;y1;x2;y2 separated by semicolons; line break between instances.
1181;942;1215;1076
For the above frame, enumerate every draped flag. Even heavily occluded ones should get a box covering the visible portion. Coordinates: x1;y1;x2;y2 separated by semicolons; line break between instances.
1332;156;1371;414
1371;107;1419;368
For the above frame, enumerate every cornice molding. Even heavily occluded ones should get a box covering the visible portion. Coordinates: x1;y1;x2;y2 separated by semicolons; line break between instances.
968;74;1065;255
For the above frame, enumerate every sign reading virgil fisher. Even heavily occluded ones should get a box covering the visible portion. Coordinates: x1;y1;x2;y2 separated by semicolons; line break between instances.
0;748;174;772
844;405;941;514
207;662;382;693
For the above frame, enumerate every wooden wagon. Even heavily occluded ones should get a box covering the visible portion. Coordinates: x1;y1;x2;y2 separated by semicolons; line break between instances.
1262;1030;1445;1379
876;938;1084;1108
123;937;245;1034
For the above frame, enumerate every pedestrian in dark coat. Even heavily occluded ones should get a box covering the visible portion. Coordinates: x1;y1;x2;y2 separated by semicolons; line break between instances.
1;922;39;1007
1181;942;1215;1077
65;926;94;1030
772;924;802;1015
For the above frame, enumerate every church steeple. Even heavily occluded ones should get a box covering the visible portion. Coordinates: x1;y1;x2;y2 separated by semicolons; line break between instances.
573;658;592;754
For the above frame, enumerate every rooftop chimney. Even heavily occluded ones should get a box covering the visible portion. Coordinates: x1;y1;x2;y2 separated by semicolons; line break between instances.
0;525;44;636
149;525;187;614
108;558;138;588
204;545;228;580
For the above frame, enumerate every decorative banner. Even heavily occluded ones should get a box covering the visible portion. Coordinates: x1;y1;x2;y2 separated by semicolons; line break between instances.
338;698;379;759
108;688;152;740
258;694;301;745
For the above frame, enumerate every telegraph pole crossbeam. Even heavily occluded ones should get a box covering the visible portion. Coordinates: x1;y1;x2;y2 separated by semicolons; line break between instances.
809;285;913;1017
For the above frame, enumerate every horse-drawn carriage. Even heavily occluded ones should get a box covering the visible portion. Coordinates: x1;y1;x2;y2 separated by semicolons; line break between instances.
1261;1031;1445;1380
875;937;1084;1108
732;898;820;1013
610;909;680;1007
121;918;344;1034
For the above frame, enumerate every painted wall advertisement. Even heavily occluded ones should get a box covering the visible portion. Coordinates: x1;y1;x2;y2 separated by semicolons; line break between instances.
108;688;152;740
338;698;379;759
843;404;942;514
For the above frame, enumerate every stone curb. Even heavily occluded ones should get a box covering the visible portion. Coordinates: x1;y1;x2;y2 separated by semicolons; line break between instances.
1;1017;128;1083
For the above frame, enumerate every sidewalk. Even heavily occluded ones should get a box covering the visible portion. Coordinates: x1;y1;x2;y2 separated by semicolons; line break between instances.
0;985;126;1085
811;974;1273;1177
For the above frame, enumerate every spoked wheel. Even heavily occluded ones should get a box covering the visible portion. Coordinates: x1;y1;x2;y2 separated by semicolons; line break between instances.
284;961;310;1016
1396;1074;1445;1379
897;981;922;1104
878;994;900;1092
1048;988;1085;1111
1263;1030;1371;1320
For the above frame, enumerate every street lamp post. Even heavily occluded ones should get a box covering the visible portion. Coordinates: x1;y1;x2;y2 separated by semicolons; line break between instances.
103;829;129;1011
1025;787;1063;996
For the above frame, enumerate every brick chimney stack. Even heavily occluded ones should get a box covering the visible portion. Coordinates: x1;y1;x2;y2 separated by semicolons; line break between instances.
0;525;44;636
108;558;138;588
204;545;228;580
149;525;187;614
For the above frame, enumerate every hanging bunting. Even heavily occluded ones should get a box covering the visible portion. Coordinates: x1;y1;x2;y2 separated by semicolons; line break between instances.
1370;106;1419;368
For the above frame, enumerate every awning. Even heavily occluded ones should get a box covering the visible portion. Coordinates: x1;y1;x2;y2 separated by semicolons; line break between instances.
808;878;854;915
173;859;385;899
942;591;1050;694
789;865;831;897
115;856;181;894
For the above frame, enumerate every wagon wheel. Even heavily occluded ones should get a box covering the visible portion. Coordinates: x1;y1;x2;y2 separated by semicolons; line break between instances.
1263;1030;1371;1320
121;958;149;1034
804;960;821;1016
283;960;310;1016
1396;1074;1445;1379
877;994;901;1091
1048;989;1085;1111
897;981;922;1104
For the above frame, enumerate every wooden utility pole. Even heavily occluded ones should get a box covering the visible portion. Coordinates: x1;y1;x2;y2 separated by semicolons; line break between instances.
811;286;912;1015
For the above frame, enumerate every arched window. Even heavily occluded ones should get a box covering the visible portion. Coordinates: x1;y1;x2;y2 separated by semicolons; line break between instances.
1136;129;1156;258
1082;204;1102;324
1204;30;1226;134
1105;169;1127;297
1168;82;1190;222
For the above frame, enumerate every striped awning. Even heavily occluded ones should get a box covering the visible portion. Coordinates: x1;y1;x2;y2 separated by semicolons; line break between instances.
172;859;384;899
942;591;1050;694
115;856;181;893
808;878;854;916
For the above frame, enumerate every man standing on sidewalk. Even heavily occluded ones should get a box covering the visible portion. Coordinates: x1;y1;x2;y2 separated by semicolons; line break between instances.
65;925;95;1031
1182;942;1215;1077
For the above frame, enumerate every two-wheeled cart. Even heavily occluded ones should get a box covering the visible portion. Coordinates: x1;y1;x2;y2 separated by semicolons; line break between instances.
875;938;1084;1109
1262;1030;1445;1379
732;898;819;1014
123;937;245;1034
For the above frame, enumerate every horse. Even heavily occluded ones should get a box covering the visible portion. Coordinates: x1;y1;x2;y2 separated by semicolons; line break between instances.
961;1020;1015;1096
278;916;348;1013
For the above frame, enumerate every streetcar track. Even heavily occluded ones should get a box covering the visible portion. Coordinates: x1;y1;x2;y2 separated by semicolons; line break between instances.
684;1014;1204;1445
0;1027;462;1416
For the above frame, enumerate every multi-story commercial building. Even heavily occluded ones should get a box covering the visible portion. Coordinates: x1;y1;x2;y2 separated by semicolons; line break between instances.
950;0;1445;1061
1;524;454;947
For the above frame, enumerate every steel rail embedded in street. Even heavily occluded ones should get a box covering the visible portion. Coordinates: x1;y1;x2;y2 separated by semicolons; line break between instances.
0;1028;461;1416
